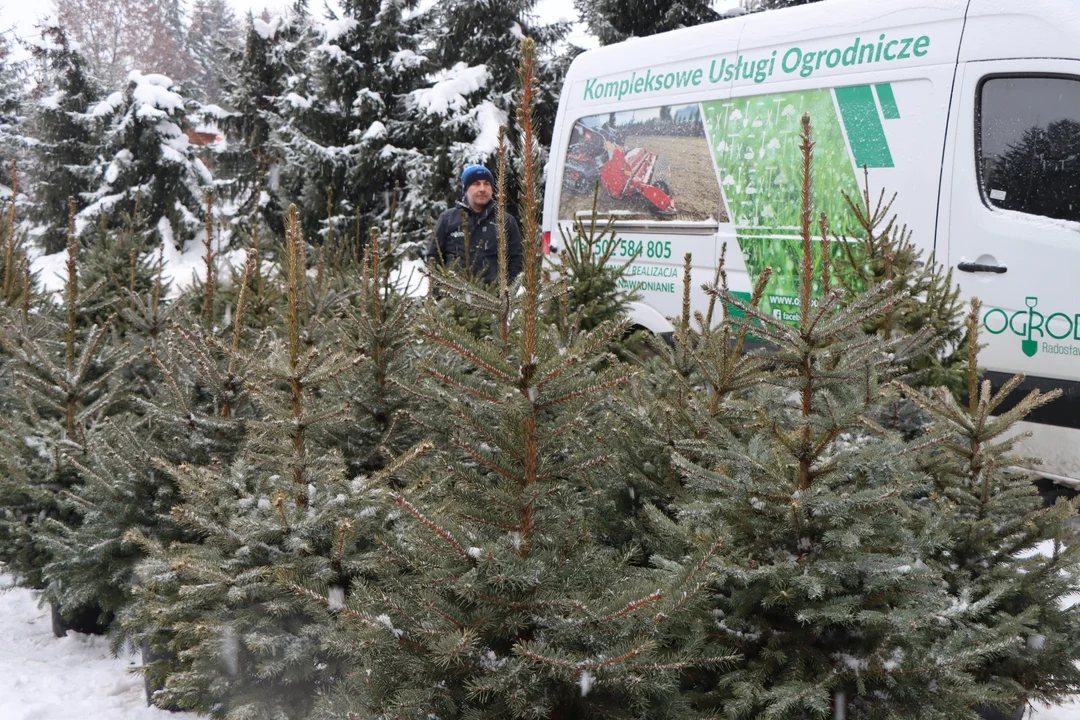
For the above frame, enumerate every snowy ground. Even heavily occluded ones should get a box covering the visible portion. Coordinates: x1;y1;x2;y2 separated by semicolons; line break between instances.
1;575;1077;719
0;575;196;720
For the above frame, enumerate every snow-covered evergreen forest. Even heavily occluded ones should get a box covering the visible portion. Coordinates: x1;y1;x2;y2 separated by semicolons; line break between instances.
0;0;788;260
2;2;1080;720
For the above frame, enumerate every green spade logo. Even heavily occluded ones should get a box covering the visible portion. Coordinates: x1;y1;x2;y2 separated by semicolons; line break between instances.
1022;296;1039;357
980;296;1080;356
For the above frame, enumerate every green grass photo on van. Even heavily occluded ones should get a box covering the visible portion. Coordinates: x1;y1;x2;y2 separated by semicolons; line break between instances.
703;89;864;323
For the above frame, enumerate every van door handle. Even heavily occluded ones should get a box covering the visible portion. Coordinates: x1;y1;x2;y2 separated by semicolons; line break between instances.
957;262;1007;274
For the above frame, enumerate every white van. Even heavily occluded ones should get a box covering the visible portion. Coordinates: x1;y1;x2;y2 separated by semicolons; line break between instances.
541;0;1080;485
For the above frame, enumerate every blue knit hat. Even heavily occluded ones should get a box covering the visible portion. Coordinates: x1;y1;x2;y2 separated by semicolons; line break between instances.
461;164;495;192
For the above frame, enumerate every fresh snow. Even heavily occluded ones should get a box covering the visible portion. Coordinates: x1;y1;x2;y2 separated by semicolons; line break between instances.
129;72;185;114
412;62;490;116
38;91;63;111
252;15;287;41
0;574;197;720
361;121;387;140
471;101;509;157
391;49;425;71
28;218;249;300
321;17;358;42
285;92;313;109
91;92;126;118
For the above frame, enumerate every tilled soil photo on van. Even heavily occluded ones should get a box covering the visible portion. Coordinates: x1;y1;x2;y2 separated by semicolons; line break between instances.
559;134;726;224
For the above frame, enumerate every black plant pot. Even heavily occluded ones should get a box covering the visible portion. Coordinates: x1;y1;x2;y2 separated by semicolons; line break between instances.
49;601;113;637
140;638;183;711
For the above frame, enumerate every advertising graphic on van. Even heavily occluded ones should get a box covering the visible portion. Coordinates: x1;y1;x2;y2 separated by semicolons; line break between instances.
559;105;723;224
581;34;932;102
983;298;1080;358
561;85;903;314
702;86;899;320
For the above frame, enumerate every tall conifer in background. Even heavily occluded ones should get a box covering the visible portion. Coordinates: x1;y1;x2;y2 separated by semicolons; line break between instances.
576;0;719;45
24;27;102;254
216;8;312;242
83;71;209;249
0;34;25;201
270;0;429;245
186;0;242;106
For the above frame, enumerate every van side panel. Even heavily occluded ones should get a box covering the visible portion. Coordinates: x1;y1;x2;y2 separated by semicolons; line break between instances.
544;2;965;332
961;0;1080;62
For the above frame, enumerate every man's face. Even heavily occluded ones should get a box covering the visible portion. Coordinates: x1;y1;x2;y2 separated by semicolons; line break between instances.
465;179;492;211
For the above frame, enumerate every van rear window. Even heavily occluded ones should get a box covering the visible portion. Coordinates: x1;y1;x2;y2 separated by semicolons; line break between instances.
558;105;724;224
979;76;1080;223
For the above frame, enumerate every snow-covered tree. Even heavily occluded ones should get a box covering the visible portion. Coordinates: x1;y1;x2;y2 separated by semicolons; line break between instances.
0;34;25;201
271;0;429;246
186;0;242;105
215;7;315;243
24;26;102;254
400;0;567;232
575;0;719;46
82;71;210;250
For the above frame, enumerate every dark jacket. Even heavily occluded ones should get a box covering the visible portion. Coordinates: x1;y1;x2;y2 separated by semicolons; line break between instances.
426;200;524;285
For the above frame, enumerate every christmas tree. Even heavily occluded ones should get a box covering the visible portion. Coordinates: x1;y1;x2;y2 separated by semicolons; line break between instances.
836;169;966;395
125;205;427;716
0;210;137;615
897;300;1080;717
0;33;25;201
668;115;1010;718
287;40;730;719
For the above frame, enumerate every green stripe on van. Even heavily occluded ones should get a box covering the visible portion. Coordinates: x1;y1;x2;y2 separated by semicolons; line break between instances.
875;83;901;119
835;85;894;168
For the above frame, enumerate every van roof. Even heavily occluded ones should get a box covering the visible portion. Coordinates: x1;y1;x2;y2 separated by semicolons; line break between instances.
562;0;1080;108
564;0;967;86
962;0;1080;62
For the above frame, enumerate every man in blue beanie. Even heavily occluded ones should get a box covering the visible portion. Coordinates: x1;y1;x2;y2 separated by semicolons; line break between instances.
426;164;524;285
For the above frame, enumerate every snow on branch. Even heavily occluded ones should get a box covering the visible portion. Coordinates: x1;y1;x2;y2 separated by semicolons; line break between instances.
252;15;287;40
411;62;489;116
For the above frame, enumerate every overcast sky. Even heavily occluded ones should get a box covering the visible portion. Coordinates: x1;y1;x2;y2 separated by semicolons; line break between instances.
2;0;301;51
1;0;579;42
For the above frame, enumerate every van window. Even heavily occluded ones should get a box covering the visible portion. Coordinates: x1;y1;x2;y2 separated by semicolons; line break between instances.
558;105;724;225
979;76;1080;223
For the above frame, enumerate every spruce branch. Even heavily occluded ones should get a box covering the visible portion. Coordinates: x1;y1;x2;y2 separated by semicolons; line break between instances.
390;493;472;562
495;125;510;344
4;158;17;301
201;190;215;327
